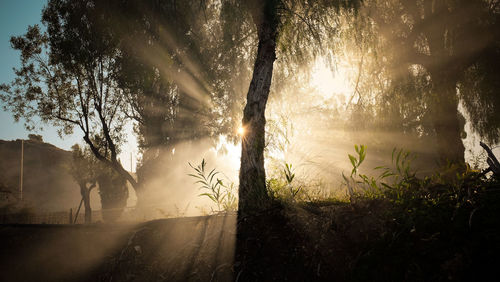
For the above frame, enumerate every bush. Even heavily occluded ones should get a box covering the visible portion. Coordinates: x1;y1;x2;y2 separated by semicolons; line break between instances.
338;145;500;280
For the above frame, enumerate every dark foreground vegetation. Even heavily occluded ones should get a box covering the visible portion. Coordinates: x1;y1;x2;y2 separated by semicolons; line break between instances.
2;163;500;281
235;169;500;281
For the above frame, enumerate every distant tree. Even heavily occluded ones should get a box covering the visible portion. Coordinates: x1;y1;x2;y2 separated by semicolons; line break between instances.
0;1;140;199
362;0;500;164
28;134;43;143
327;9;441;163
70;144;97;224
70;143;129;223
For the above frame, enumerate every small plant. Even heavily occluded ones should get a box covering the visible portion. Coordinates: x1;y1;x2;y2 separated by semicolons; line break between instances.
188;159;237;213
342;145;368;199
348;144;366;176
284;163;295;183
284;162;302;198
267;162;303;201
221;182;238;212
343;145;419;200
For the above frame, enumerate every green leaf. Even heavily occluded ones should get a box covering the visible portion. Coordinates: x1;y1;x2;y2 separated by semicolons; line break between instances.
348;154;357;168
199;192;216;203
342;172;348;182
380;171;395;179
381;182;392;189
187;173;202;179
209;169;218;183
358;149;365;166
396;148;403;166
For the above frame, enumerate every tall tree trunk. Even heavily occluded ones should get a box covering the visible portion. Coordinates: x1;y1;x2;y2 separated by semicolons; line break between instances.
79;183;94;224
239;1;279;215
429;71;465;165
420;0;465;165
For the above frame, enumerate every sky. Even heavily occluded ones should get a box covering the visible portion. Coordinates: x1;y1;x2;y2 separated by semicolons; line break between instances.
0;0;137;171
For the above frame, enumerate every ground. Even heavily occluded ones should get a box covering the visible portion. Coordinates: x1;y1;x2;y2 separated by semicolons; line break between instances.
1;195;500;281
0;215;235;282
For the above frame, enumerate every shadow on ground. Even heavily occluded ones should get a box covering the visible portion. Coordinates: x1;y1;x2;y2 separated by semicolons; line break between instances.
0;214;236;282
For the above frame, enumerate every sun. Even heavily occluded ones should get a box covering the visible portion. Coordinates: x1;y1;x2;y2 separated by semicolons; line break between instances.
237;126;245;136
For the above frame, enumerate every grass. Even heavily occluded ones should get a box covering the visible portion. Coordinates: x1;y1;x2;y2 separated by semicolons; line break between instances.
184;147;500;280
258;145;500;280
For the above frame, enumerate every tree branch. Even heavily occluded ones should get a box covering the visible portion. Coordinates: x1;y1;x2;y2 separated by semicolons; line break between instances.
480;141;500;176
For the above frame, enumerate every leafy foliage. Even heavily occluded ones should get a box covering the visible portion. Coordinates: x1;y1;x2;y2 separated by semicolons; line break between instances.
69;144;98;187
267;162;307;201
0;0;139;192
345;148;499;280
188;159;237;213
342;144;492;232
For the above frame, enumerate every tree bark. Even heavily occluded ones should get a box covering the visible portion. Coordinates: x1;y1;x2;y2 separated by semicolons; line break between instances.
239;1;279;215
419;1;466;165
428;71;465;165
79;182;94;224
83;189;92;224
480;141;500;176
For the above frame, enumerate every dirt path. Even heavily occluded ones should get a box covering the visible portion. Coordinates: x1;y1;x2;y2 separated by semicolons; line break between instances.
0;214;236;282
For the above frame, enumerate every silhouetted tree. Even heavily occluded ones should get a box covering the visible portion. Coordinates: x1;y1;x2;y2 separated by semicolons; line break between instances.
113;1;215;197
70;143;129;223
228;0;361;214
363;0;500;164
70;144;97;224
109;0;256;207
0;1;140;198
97;167;129;223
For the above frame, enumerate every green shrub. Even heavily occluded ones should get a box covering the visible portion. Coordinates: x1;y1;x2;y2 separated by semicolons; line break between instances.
338;144;500;280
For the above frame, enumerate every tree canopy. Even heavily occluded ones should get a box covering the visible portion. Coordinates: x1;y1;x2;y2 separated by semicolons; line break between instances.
2;0;499;215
